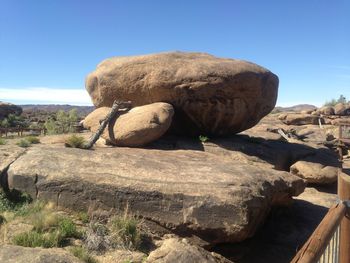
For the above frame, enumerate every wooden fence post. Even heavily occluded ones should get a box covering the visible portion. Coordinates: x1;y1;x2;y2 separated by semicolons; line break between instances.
338;170;350;263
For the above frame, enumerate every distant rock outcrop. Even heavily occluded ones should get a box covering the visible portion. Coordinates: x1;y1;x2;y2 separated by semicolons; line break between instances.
273;104;317;113
0;102;22;120
86;51;279;136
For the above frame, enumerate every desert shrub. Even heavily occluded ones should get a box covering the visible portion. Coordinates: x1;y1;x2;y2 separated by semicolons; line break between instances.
15;200;45;217
109;214;141;250
44;109;79;134
69;246;97;263
324;94;348;107
1;114;28;129
84;221;110;252
199;135;209;143
65;135;87;149
0;190;32;213
25;136;40;144
0;138;6;145
12;230;63;248
16;139;31;148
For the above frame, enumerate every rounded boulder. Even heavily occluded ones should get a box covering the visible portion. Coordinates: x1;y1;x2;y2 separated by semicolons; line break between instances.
83;102;174;147
86;51;278;136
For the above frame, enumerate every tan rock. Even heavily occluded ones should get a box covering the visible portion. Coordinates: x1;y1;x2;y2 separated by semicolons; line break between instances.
317;106;335;116
334;103;350;116
290;150;340;184
280;113;323;125
83;102;174;147
146;237;231;263
0;245;81;263
86;51;278;136
7;144;304;244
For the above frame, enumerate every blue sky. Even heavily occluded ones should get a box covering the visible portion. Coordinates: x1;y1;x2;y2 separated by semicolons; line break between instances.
0;0;349;106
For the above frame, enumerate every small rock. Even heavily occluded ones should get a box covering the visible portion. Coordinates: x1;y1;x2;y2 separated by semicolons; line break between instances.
146;237;232;263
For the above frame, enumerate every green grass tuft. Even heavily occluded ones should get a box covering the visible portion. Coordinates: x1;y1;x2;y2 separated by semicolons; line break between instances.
77;212;90;224
109;214;141;250
0;138;6;145
58;217;82;238
70;246;98;263
199;135;209;143
12;230;63;248
25;136;40;144
64;135;87;149
16;139;31;148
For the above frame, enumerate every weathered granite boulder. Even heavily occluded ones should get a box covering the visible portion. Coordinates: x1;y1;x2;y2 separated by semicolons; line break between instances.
83;102;174;147
290;149;340;184
6;145;304;244
0;102;22;120
317;106;335;116
334;103;350;116
279;113;323;126
146;237;232;263
0;245;81;263
86;51;278;136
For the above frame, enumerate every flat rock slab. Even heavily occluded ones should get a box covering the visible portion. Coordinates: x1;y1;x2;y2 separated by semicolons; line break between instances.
0;245;80;263
7;145;304;244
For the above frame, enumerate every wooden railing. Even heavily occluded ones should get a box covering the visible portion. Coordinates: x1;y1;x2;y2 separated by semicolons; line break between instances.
0;127;46;137
291;171;350;263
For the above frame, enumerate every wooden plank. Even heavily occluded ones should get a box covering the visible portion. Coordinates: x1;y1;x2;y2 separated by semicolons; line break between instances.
338;171;350;263
291;202;346;263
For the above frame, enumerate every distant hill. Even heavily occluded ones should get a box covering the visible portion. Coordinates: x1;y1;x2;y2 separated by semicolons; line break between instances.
20;104;95;117
273;104;317;113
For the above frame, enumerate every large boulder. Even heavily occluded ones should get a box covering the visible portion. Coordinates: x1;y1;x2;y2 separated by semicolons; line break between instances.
334;103;350;116
0;102;22;120
6;145;304;245
279;113;323;126
86;51;278;136
317;106;335;116
83;102;174;147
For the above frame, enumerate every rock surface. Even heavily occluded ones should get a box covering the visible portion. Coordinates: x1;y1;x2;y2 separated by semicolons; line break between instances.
0;102;22;120
146;237;232;263
290;150;340;184
6;144;304;244
279;113;322;126
86;51;279;136
0;245;81;263
334;103;350;116
83;102;174;146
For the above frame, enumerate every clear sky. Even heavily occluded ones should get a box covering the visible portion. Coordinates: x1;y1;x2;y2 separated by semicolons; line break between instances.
0;0;349;106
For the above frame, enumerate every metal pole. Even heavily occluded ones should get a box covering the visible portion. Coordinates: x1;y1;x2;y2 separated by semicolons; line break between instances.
338;170;350;263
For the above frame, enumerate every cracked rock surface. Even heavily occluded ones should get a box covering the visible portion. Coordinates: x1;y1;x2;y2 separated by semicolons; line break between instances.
6;143;304;245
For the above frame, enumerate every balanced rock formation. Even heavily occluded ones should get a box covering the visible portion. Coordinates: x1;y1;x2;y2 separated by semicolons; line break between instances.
86;51;279;136
7;144;304;245
83;102;174;147
0;102;22;120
